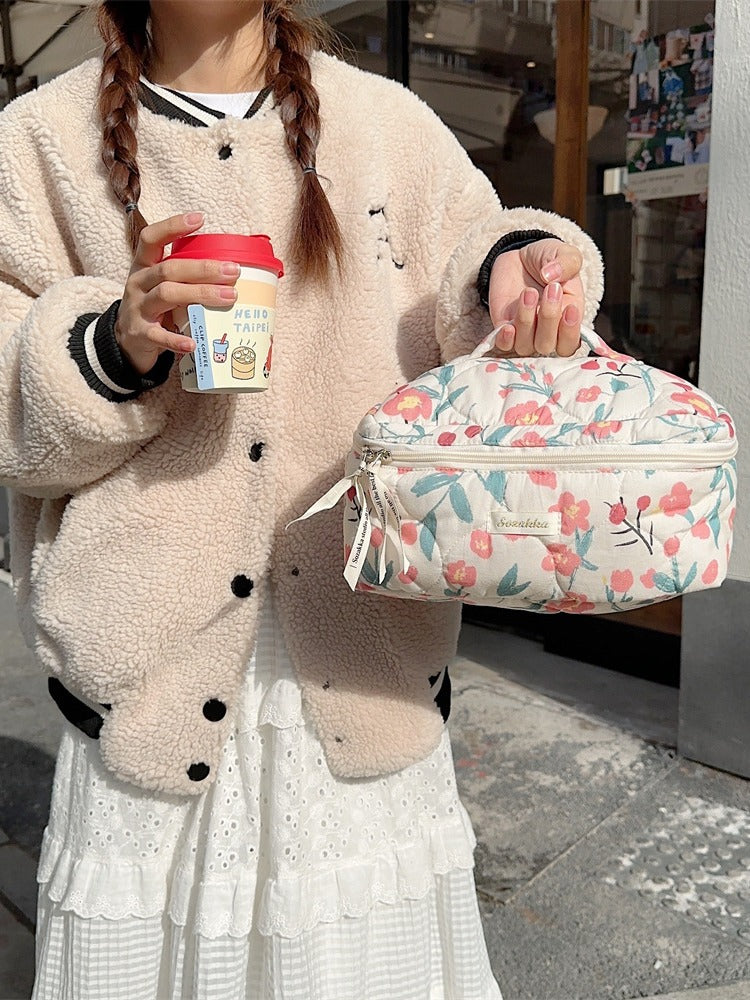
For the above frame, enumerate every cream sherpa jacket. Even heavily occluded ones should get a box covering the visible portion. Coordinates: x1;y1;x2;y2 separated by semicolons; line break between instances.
0;51;603;796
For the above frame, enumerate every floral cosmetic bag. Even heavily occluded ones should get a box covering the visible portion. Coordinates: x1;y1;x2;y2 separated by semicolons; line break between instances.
294;327;738;614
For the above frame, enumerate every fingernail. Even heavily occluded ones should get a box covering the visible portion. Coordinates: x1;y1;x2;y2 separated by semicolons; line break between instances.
220;286;238;300
181;339;196;353
563;304;580;326
541;262;562;282
221;261;241;276
546;281;562;303
184;212;204;225
522;288;537;307
499;324;515;349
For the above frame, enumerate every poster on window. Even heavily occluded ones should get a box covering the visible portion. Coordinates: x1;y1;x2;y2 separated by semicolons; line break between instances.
625;17;713;201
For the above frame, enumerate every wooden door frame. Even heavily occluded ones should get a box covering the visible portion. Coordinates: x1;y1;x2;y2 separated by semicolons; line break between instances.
554;0;591;228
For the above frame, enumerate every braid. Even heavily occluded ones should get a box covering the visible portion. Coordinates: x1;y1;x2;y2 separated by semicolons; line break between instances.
96;1;150;256
264;1;344;284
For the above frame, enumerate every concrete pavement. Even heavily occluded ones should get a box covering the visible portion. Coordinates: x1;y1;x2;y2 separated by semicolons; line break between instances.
1;577;749;1000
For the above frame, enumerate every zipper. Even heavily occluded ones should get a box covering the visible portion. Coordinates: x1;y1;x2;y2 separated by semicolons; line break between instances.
358;437;737;471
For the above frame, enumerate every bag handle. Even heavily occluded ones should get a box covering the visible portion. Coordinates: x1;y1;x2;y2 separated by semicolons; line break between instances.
469;324;634;363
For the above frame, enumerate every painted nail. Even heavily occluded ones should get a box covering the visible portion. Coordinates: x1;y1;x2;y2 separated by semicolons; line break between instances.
541;261;562;282
546;281;562;303
184;211;204;225
522;288;537;307
221;261;241;276
563;304;580;325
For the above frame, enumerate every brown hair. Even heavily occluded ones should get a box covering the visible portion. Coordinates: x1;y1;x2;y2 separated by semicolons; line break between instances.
96;0;343;283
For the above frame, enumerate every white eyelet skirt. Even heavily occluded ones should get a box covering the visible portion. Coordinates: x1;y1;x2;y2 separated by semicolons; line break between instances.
32;589;503;1000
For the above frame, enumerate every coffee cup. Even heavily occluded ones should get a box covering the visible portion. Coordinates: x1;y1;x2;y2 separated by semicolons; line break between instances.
169;233;284;393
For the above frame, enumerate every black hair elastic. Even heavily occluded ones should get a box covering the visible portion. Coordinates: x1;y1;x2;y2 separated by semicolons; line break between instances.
124;202;138;214
302;166;317;175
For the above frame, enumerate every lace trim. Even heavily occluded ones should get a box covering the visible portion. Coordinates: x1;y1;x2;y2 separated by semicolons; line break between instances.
36;807;477;938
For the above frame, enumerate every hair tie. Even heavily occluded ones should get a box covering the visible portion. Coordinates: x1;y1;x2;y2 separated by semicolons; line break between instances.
302;166;317;175
124;202;139;214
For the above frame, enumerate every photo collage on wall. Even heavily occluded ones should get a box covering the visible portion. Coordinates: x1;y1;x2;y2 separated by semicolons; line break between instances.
625;16;713;200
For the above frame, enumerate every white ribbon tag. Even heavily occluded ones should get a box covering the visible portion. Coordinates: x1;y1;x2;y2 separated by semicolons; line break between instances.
344;479;372;589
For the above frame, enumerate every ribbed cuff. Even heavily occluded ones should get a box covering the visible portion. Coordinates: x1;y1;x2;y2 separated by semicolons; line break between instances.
476;230;561;309
67;299;175;403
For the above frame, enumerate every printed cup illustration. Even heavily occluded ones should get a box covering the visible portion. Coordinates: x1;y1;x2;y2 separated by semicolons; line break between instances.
169;233;284;393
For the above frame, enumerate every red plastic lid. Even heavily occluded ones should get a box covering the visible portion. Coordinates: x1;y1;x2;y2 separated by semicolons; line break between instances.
169;233;284;277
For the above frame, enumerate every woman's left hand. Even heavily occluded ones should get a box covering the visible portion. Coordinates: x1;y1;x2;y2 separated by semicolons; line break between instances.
487;238;585;358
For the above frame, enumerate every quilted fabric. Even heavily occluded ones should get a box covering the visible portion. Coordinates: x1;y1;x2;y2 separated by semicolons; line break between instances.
334;328;738;614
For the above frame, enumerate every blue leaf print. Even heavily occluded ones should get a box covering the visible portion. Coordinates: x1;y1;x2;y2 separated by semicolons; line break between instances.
610;378;629;393
725;468;735;502
681;562;697;592
605;584;615;604
449;482;473;523
483;426;515;446
361;558;377;585
576;527;594;558
594;402;607;421
411;473;457;497
437;365;455;386
434;385;468;418
709;466;723;490
653;572;677;593
420;510;437;560
496;564;532;597
483;470;508;505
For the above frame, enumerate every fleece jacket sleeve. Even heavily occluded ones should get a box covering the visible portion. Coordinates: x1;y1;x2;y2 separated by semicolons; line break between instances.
421;105;605;363
0;106;176;500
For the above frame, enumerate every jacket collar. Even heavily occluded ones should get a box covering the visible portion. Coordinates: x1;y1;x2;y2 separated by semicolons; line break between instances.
137;76;274;128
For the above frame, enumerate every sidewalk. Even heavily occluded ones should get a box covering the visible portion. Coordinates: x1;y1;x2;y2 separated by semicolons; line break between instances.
1;578;749;1000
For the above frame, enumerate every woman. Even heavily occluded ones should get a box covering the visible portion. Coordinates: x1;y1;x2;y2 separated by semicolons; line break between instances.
0;1;602;996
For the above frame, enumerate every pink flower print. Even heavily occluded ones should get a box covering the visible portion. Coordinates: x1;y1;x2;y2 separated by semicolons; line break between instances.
641;568;657;589
346;485;357;501
637;495;651;512
609;502;627;525
512;431;548;448
546;592;596;614
505;399;552;426
505;401;554;426
435;466;460;475
470;530;493;560
730;507;737;531
549;491;590;535
437;432;457;446
357;582;375;592
664;536;680;557
691;518;710;539
401;522;418;546
397;466;414;475
382;387;433;422
465;424;482;438
498;387;513;398
520;372;532;382
702;560;719;585
370;526;384;548
670;390;718;421
718;412;736;437
576;385;602;403
444;561;477;589
485;362;499;373
611;569;634;593
583;420;623;439
581;359;600;370
542;544;581;576
659;482;692;517
398;566;419;585
543;372;554;386
606;361;619;371
529;470;557;488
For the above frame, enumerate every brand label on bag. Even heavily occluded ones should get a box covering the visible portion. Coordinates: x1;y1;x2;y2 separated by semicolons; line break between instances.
488;509;561;535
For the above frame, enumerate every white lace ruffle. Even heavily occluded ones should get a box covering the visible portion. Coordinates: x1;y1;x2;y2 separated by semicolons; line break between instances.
37;806;476;939
36;586;477;940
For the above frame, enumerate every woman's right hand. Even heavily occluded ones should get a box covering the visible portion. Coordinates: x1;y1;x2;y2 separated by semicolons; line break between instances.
114;211;240;375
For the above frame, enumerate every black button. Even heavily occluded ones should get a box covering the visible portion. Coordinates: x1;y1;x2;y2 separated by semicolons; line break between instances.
203;699;227;722
291;566;299;576
231;574;254;598
218;144;233;160
187;762;210;781
249;441;264;462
